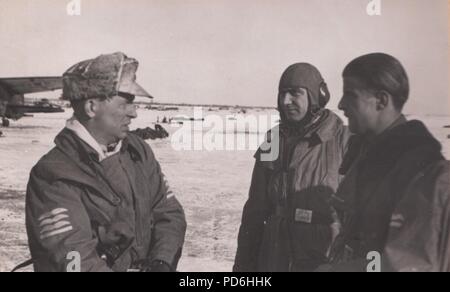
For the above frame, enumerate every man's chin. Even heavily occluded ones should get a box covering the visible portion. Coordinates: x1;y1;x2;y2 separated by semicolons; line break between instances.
286;114;305;123
117;131;128;140
348;123;364;135
348;123;358;134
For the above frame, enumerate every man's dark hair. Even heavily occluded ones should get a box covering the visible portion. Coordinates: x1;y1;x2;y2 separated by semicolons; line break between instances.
343;53;409;110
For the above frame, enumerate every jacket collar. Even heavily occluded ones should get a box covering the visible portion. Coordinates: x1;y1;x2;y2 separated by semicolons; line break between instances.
54;128;142;165
65;117;122;162
256;110;345;166
367;117;442;163
279;109;343;143
340;115;443;175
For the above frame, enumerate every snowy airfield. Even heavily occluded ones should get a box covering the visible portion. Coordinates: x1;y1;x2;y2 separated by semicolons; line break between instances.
0;107;449;272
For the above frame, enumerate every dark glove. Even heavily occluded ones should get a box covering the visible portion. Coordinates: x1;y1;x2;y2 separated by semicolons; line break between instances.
97;221;134;267
131;259;172;272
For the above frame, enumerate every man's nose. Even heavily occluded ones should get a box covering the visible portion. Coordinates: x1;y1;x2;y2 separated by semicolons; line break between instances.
282;93;293;105
128;105;138;118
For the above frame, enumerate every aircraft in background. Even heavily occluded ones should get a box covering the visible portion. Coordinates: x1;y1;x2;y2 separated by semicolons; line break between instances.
0;77;63;127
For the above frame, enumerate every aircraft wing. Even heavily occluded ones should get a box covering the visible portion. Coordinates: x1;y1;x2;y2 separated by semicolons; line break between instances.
0;77;62;95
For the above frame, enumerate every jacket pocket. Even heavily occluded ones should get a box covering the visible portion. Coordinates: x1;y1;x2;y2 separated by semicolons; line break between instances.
289;223;332;264
288;187;336;265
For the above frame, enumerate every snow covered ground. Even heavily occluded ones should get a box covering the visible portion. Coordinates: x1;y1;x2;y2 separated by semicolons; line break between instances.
0;108;449;272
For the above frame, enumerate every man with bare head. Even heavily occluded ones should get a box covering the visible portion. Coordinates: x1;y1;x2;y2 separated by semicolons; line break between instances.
327;53;450;272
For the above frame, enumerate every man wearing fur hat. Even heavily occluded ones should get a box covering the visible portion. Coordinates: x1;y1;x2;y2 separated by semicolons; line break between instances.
25;52;186;272
234;63;351;272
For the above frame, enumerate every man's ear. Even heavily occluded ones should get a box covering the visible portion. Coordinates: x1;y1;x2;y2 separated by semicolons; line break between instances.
375;90;390;111
84;99;99;118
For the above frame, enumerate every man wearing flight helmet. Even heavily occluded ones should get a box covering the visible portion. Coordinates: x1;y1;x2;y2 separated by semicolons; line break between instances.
234;63;351;272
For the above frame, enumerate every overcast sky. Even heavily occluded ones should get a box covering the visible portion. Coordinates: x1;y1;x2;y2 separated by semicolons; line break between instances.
0;0;448;115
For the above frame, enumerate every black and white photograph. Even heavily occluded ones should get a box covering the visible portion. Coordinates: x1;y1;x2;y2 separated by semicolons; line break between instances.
0;0;449;274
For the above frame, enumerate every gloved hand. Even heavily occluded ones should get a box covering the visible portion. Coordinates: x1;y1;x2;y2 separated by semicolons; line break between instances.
131;259;172;272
